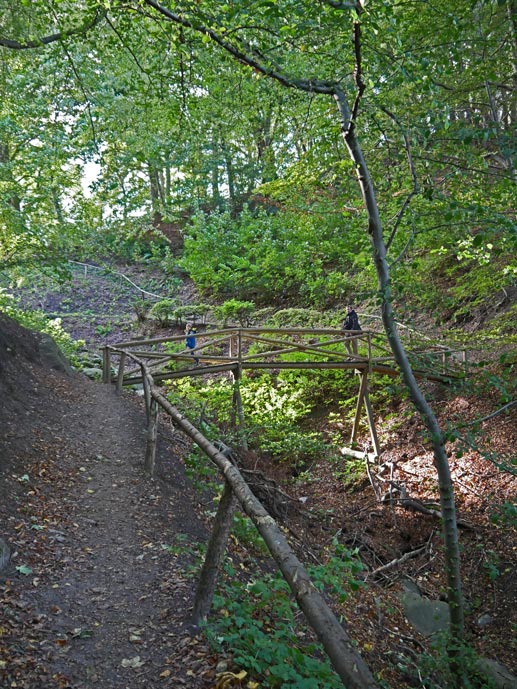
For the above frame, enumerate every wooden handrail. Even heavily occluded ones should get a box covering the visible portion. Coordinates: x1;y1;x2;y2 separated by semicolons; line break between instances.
102;328;466;388
124;350;379;689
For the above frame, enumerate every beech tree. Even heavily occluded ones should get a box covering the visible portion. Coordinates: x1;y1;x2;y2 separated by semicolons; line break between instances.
124;1;468;662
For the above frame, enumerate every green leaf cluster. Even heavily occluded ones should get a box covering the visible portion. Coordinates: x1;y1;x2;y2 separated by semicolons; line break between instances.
208;546;365;689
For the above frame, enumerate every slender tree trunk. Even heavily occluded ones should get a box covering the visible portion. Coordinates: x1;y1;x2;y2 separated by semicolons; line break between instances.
506;0;517;142
224;150;236;205
148;163;165;213
211;140;221;206
334;88;465;643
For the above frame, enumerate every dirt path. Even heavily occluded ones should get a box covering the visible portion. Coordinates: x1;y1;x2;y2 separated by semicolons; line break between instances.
1;355;216;688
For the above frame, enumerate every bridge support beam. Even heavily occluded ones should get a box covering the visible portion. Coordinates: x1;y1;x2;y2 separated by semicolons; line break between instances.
350;371;381;459
351;371;368;445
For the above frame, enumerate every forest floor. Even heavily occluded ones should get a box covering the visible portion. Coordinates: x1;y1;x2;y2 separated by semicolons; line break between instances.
0;266;516;689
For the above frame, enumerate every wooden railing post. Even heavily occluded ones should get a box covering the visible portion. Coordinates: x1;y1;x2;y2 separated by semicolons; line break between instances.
191;481;238;625
102;346;112;384
145;397;159;476
116;352;126;393
142;364;151;424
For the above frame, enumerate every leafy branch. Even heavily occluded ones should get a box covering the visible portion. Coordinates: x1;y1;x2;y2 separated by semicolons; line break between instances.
0;8;105;49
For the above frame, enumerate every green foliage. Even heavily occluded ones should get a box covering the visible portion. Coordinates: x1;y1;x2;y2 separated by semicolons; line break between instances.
94;323;113;337
161;534;206;578
260;429;329;467
231;512;269;556
88;219;172;264
482;550;501;581
180;205;366;307
240;374;330;464
183;444;220;493
173;303;211;325
161;533;205;561
0;289;84;362
330;455;366;490
166;368;332;467
241;375;307;418
207;545;365;688
265;308;325;328
168;377;234;427
149;298;178;326
132;298;153;326
399;634;499;689
490;502;517;531
214;299;255;327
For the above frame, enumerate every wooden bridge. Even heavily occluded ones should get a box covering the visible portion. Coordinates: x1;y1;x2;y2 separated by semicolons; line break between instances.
102;327;466;460
102;326;466;387
98;328;467;685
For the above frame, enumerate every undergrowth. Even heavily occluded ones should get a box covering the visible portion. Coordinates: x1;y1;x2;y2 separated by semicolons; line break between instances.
205;541;365;689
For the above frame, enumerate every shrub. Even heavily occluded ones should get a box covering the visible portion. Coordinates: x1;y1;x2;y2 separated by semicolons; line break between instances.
173;303;211;326
132;298;153;325
214;299;255;327
150;298;178;326
266;308;325;328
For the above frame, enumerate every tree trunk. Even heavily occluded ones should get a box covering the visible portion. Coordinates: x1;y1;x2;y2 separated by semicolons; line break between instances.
334;87;465;643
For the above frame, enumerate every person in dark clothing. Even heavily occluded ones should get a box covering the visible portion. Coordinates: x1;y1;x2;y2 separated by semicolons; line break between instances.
342;305;361;355
185;322;199;364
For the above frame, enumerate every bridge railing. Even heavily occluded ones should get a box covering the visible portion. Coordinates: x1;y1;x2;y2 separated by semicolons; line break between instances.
103;327;373;385
102;327;467;387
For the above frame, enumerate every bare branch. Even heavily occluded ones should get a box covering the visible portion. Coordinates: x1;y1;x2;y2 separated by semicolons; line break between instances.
389;220;417;267
381;107;420;251
106;15;149;77
369;544;429;578
412;153;514;180
461;400;517;427
349;12;365;131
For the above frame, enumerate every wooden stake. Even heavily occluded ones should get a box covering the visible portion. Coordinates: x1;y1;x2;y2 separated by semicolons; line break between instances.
351;372;368;445
116;352;126;393
364;389;381;458
141;365;151;424
102;346;112;384
191;481;238;625
144;398;158;476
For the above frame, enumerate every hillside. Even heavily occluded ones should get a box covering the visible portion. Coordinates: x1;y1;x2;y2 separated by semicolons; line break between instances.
0;275;516;688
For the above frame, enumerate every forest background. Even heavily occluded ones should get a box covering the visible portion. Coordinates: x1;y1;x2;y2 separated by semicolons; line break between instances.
0;1;516;688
